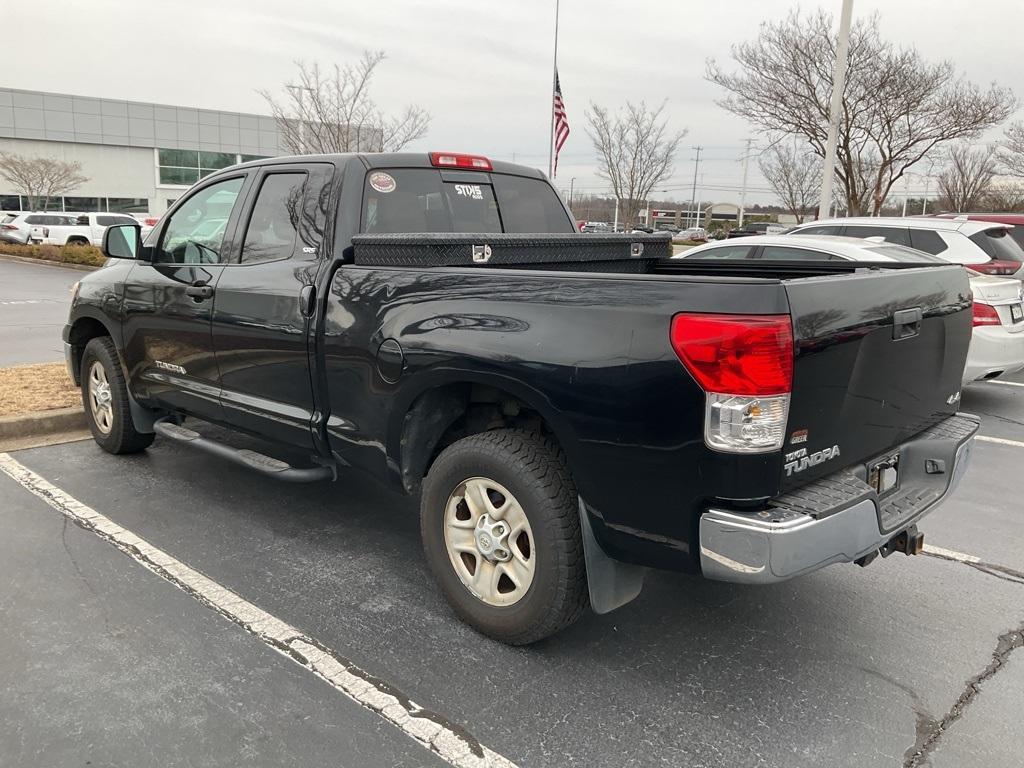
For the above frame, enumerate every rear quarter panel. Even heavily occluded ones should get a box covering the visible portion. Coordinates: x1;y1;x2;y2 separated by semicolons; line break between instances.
321;265;791;570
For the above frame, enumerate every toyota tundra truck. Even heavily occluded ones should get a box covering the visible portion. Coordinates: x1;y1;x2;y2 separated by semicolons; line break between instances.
63;151;978;644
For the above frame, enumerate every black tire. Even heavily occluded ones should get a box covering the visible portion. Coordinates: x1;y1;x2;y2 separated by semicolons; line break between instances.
421;429;588;645
80;336;154;454
67;237;89;246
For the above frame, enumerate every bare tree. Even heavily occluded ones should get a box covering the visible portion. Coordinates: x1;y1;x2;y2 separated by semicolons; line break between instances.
586;101;685;226
983;182;1024;212
0;153;88;210
758;140;822;223
707;10;1014;216
260;51;430;155
936;144;998;212
999;122;1024;179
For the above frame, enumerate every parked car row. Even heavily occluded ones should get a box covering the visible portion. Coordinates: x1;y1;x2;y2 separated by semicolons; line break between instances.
788;216;1024;278
676;223;1024;387
0;211;154;247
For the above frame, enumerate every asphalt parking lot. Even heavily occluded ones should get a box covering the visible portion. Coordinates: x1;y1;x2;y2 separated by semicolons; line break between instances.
1;373;1022;767
0;258;80;366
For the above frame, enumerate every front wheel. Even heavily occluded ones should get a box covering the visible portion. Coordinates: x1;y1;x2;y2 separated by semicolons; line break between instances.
81;336;154;454
420;429;588;645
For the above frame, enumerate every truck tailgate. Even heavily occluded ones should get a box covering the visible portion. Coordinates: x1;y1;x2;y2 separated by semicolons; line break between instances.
781;266;972;489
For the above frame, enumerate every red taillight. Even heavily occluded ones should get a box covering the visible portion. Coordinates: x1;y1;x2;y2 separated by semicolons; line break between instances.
1;224;17;230
670;313;794;396
972;302;1002;327
971;260;1019;276
429;152;493;171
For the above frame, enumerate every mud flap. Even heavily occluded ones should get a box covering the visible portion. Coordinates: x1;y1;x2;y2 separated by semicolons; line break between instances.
578;498;647;614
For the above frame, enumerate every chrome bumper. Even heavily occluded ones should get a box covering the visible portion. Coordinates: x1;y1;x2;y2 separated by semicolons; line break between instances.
699;417;977;584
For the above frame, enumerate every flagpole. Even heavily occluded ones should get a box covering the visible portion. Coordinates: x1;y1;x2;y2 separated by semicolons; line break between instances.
548;0;560;178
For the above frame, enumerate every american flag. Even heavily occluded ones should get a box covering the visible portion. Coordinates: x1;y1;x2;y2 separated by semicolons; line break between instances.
552;71;570;177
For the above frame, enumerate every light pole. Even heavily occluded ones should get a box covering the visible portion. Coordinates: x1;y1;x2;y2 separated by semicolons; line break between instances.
738;138;753;227
690;146;703;227
285;84;314;154
817;0;854;220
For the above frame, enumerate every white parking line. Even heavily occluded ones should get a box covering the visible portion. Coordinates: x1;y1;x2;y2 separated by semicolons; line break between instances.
922;544;981;564
976;435;1024;449
985;380;1024;388
0;453;517;768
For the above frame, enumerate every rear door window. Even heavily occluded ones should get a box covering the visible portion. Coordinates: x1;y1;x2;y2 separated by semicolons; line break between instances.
97;215;137;227
843;225;911;246
908;229;949;255
240;172;307;263
760;245;838;261
684;245;754;259
970;228;1024;263
792;225;844;236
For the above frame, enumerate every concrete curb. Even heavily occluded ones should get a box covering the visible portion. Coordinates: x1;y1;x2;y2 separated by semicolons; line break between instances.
0;407;88;440
0;252;99;272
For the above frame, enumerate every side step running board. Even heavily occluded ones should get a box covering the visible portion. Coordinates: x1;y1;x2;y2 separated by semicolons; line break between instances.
153;418;334;483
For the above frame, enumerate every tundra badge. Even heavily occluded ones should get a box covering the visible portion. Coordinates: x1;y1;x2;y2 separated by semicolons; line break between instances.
784;445;841;476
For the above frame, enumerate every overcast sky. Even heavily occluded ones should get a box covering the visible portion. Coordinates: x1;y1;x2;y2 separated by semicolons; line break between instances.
8;0;1024;205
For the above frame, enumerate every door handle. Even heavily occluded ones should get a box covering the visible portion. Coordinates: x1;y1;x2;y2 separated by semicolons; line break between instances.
892;307;922;340
185;283;214;301
299;285;316;318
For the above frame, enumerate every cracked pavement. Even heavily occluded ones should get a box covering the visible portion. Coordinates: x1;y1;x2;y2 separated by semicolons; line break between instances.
0;374;1022;766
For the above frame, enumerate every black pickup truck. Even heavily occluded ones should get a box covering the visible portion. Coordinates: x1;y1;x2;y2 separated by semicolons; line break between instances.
64;151;978;644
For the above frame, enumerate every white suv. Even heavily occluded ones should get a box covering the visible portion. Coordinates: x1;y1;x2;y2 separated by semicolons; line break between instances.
787;217;1024;279
27;212;146;246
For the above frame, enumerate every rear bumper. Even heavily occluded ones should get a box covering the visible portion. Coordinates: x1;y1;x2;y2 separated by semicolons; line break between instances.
963;325;1024;384
699;413;979;584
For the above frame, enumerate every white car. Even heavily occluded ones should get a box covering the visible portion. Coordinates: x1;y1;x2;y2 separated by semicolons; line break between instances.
672;227;708;242
678;234;1024;386
787;216;1024;279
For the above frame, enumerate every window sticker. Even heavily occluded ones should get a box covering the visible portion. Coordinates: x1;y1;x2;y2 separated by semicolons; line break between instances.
453;184;484;200
369;171;396;194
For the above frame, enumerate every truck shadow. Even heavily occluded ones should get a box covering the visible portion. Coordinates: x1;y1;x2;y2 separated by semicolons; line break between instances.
76;420;1009;767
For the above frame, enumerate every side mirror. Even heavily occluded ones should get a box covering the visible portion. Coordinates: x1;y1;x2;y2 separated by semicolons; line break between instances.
102;223;141;260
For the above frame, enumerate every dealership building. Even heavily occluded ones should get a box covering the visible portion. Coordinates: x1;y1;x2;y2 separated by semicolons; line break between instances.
0;88;287;215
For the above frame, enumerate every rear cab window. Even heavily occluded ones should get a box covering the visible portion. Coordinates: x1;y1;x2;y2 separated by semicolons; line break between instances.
361;168;574;234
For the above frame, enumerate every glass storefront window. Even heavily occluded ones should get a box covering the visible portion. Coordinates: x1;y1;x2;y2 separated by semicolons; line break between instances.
63;197;103;212
107;198;150;213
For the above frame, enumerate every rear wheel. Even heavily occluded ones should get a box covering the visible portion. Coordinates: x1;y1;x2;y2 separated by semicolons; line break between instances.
421;429;588;644
81;336;154;454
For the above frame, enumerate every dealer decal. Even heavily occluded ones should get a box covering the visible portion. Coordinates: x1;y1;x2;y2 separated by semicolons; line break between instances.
369;172;396;194
453;184;484;200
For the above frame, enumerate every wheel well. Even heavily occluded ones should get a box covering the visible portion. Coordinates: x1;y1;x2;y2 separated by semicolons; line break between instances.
399;383;559;494
67;236;90;245
66;318;110;386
